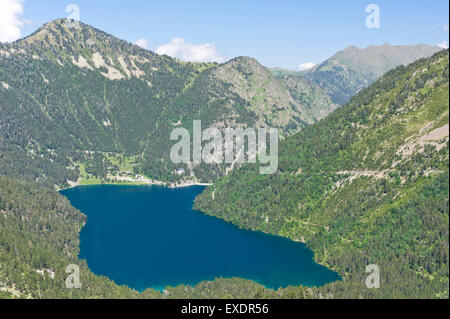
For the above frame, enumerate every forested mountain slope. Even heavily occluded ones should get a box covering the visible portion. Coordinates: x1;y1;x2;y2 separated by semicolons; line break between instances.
0;18;337;187
0;175;147;298
292;43;441;104
195;50;449;298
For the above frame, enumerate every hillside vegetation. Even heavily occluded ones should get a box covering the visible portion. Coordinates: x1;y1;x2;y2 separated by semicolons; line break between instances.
195;50;449;298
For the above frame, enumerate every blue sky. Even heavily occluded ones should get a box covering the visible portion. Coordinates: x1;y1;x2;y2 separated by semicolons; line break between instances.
1;0;449;69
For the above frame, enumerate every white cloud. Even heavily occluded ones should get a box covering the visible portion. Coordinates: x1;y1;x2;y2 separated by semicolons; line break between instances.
298;62;316;71
0;0;25;42
134;38;148;49
437;41;449;49
155;37;225;63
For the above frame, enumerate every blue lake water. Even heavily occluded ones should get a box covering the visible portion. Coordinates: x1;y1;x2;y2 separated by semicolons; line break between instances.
60;184;340;291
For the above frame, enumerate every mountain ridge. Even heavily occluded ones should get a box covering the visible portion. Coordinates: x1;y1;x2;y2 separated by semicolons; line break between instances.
298;42;441;104
195;49;449;298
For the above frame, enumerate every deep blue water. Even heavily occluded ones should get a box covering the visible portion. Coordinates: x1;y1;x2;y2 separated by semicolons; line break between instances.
60;184;340;291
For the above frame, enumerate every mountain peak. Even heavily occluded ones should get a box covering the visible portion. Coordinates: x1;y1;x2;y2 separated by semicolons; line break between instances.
18;18;133;52
343;45;359;51
7;18;171;82
227;56;261;65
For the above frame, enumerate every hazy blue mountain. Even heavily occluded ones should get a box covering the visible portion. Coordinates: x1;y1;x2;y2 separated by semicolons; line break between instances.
0;19;337;187
298;43;441;104
271;43;441;105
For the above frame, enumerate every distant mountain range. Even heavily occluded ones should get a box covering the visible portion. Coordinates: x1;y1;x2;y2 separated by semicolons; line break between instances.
272;43;441;104
0;19;440;188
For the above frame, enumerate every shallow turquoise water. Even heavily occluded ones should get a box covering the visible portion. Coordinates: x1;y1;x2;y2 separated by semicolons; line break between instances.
60;184;340;291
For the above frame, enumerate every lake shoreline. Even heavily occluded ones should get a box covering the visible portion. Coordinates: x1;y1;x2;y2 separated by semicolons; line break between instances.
58;176;213;191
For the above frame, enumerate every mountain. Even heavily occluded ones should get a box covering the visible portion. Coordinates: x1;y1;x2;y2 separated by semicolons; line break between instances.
0;18;337;188
282;43;441;105
195;50;449;298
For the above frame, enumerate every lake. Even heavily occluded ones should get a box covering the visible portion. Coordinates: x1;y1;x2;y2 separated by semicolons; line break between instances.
60;184;340;291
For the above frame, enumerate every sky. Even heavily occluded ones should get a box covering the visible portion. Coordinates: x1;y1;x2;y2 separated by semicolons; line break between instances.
0;0;448;70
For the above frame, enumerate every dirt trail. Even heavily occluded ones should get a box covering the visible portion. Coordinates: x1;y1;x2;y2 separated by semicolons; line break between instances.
419;123;449;142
